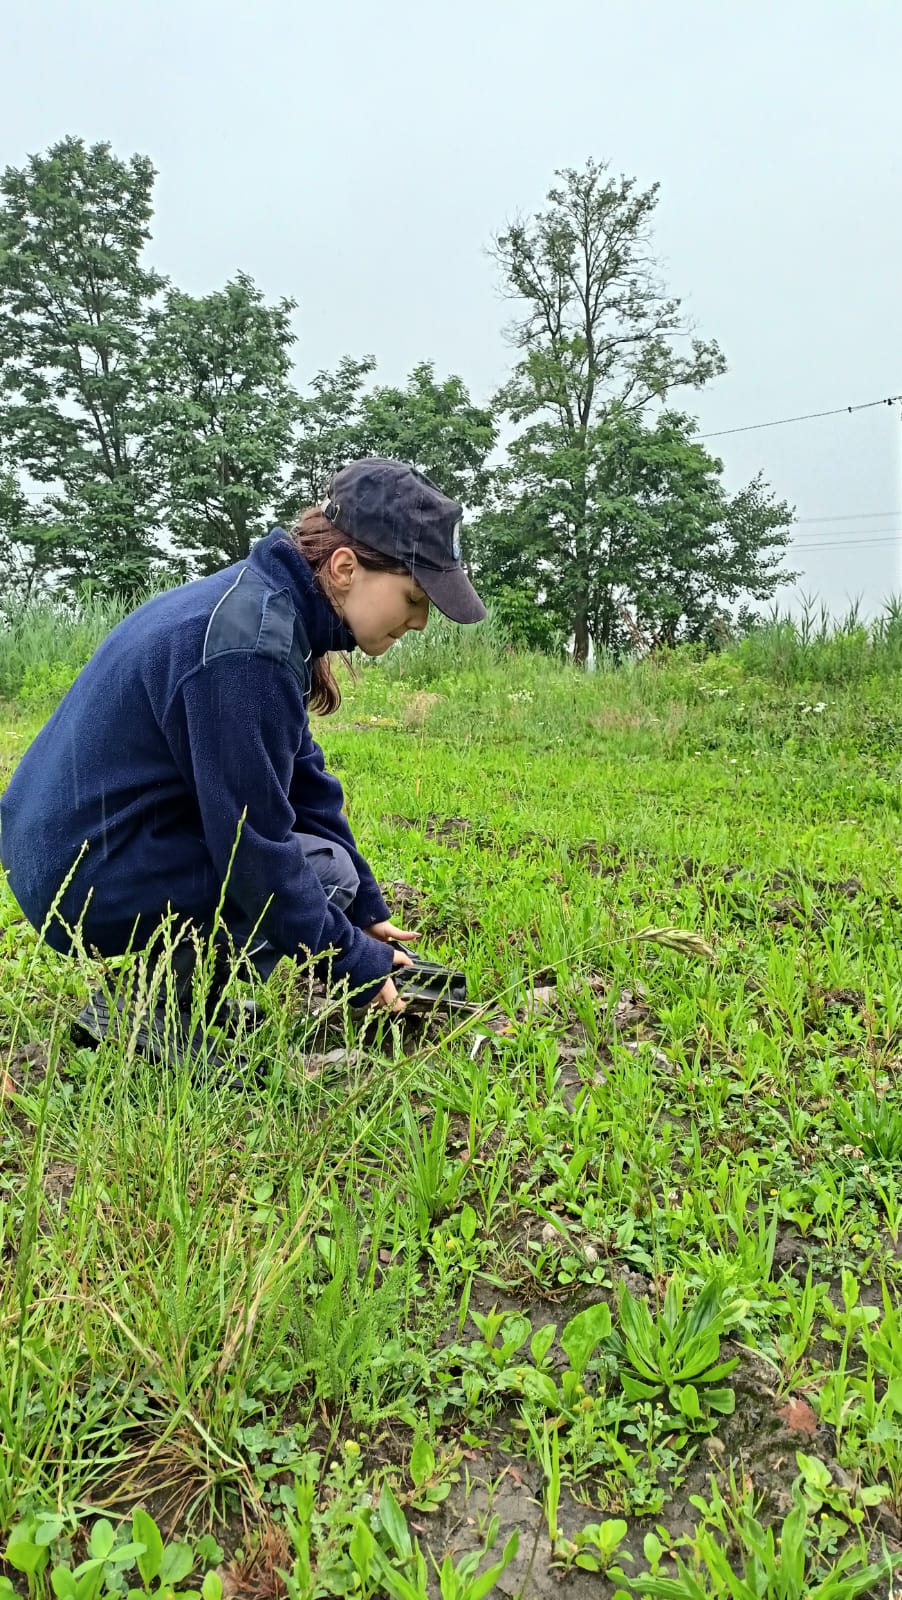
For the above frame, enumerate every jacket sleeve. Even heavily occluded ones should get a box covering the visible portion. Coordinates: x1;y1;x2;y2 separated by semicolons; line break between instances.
163;652;394;1003
288;724;391;929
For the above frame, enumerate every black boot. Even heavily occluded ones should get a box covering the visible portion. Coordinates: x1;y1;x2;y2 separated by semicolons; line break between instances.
72;939;264;1087
196;939;266;1037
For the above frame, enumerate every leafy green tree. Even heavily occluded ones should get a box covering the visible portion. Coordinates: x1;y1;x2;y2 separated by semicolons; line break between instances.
279;355;376;520
587;411;795;649
0;469;61;610
146;273;297;570
280;357;496;531
487;159;727;660
0;137;165;596
474;410;795;655
468;481;570;651
357;361;496;518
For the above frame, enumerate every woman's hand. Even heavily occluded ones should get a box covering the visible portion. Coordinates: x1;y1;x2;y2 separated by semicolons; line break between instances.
373;975;403;1012
365;919;420;950
366;921;418;1012
373;949;417;1013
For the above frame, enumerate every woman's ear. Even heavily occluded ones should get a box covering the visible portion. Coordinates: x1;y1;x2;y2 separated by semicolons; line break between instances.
329;547;358;591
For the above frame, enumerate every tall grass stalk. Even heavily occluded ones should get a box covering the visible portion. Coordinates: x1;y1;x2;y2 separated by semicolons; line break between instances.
0;595;130;702
366;605;519;687
738;593;902;685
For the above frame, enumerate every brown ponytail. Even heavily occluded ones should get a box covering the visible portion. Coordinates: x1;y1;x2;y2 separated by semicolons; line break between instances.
290;508;408;715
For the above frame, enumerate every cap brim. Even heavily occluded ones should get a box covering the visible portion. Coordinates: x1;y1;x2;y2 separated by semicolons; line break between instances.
414;563;487;624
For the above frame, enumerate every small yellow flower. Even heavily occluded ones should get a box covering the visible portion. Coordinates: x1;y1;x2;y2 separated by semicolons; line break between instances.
343;1440;361;1457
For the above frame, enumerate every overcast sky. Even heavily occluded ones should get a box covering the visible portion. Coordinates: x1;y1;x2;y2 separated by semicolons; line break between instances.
3;0;901;616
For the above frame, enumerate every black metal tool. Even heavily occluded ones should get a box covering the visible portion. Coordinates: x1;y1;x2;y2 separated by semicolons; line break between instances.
387;946;476;1016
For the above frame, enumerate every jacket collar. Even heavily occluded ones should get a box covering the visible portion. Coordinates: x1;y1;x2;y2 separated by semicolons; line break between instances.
247;528;356;657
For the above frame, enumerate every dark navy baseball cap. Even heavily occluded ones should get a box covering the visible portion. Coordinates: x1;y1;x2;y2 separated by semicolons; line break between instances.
322;458;487;625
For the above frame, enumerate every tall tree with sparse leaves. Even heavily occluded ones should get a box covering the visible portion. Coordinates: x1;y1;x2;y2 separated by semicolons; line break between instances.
0;137;165;596
145;273;298;571
473;409;795;654
602;416;796;649
485;159;727;660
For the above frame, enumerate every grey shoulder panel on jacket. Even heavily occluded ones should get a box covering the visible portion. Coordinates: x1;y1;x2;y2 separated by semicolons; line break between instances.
202;569;311;693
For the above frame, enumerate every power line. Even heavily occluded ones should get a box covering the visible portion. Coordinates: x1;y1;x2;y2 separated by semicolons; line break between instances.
794;509;900;525
790;534;902;553
788;527;902;544
699;394;902;440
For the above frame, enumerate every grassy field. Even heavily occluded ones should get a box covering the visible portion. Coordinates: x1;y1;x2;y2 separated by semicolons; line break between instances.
2;631;902;1599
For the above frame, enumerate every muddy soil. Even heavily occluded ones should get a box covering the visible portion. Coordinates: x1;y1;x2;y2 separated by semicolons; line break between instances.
422;1339;900;1598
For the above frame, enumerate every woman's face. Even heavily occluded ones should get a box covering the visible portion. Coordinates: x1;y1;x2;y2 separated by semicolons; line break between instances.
329;551;431;655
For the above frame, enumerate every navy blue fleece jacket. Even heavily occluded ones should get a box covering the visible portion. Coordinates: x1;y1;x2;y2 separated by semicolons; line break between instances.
0;530;395;1002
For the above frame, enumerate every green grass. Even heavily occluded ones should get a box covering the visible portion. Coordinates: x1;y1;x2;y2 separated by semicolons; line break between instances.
737;595;902;686
2;643;902;1597
0;593;132;704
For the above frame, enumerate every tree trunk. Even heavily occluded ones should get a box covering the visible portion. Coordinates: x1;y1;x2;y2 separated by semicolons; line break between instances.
231;510;250;562
572;494;591;666
596;589;617;654
572;600;590;666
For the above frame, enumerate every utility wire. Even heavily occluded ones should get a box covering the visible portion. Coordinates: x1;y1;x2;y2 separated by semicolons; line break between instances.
790;535;901;553
790;531;902;550
794;509;900;525
699;394;902;440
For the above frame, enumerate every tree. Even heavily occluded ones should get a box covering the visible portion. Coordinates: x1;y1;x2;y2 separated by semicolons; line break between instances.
279;355;376;521
487;159;727;660
473;409;795;655
0;469;61;611
0;137;165;596
589;411;796;649
280;357;496;532
146;273;297;571
357;361;496;518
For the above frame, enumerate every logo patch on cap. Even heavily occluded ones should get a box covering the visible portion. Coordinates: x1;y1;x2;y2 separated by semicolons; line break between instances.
452;519;462;560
